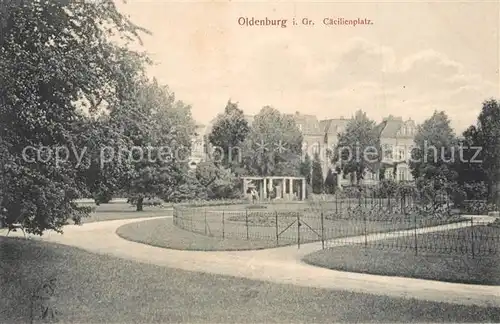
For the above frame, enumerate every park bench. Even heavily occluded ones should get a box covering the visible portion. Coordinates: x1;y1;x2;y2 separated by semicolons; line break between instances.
0;214;27;239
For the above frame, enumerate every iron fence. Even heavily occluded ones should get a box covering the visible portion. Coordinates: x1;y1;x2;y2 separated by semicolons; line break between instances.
172;196;500;257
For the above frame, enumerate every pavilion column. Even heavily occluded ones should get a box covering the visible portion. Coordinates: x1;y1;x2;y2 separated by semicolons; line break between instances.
263;178;267;199
282;178;286;198
259;179;264;200
243;178;248;196
288;178;293;199
268;178;273;199
302;178;306;200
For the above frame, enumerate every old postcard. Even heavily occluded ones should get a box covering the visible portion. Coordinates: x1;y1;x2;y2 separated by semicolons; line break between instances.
1;0;499;323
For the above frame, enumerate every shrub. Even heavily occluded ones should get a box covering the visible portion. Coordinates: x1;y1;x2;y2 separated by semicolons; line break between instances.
127;197;164;207
246;204;267;210
462;200;488;214
93;190;113;205
461;182;488;200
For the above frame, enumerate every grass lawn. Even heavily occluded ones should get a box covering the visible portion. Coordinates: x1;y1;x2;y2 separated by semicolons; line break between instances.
72;202;172;224
116;217;289;250
1;237;500;323
303;225;500;286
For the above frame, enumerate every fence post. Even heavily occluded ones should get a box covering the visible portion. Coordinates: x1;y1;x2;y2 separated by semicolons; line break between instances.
245;209;249;240
204;208;207;235
190;208;194;231
471;217;475;259
363;210;367;249
321;211;325;249
222;211;225;239
275;211;279;246
297;211;301;249
414;212;418;256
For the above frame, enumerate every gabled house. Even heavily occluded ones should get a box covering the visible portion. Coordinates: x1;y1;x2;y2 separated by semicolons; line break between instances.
379;115;417;182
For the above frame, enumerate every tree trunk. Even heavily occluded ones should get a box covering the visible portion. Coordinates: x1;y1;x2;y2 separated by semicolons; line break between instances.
487;180;495;204
136;197;144;212
495;181;500;208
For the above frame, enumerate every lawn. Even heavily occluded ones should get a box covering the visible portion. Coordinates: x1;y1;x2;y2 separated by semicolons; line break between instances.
72;202;172;224
303;225;500;286
1;237;500;323
116;217;286;251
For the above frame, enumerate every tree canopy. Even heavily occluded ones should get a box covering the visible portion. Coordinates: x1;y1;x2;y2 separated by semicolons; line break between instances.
242;106;302;177
0;0;152;233
208;100;250;170
333;110;381;185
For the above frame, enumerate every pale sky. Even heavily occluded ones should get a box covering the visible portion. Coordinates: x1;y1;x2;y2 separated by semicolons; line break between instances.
116;0;499;133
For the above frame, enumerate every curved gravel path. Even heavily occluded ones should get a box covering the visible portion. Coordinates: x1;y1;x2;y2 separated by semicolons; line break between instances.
3;215;499;308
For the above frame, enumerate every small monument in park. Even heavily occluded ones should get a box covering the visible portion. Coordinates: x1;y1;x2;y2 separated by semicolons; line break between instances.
242;176;306;201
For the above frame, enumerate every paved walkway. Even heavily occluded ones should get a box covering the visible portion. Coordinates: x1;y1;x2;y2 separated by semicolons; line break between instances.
2;215;499;308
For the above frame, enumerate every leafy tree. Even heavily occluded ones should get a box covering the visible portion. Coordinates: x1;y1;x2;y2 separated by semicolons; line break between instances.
469;100;500;205
117;80;196;211
208;101;250;170
242;106;302;176
195;161;239;199
333;110;381;185
73;116;131;204
0;0;149;233
410;111;457;180
324;169;337;194
410;111;458;205
299;153;312;185
311;153;324;194
162;173;208;203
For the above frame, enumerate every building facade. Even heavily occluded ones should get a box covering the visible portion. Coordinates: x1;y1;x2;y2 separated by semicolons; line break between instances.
191;111;417;186
188;123;208;169
379;115;417;183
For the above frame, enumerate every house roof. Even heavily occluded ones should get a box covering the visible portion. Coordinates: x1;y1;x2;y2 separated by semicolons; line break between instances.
320;118;350;135
379;115;416;139
289;112;322;134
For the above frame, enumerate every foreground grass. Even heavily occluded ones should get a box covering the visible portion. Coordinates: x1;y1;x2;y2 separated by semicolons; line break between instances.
1;237;500;323
303;226;500;286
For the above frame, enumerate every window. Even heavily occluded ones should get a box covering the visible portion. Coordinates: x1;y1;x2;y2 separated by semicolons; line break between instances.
398;169;406;182
311;143;320;156
398;148;405;161
385;169;393;180
302;142;308;157
384;145;393;160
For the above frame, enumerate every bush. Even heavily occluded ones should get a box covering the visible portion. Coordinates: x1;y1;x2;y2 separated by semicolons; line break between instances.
461;182;488;200
93;190;113;205
338;186;361;199
127;197;164;207
177;199;249;208
374;179;397;198
246;204;267;210
462;200;489;214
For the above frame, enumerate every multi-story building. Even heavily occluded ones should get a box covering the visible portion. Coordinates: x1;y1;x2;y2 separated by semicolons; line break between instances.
379;115;417;183
191;111;417;186
291;112;417;186
188;123;208;169
288;112;350;178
